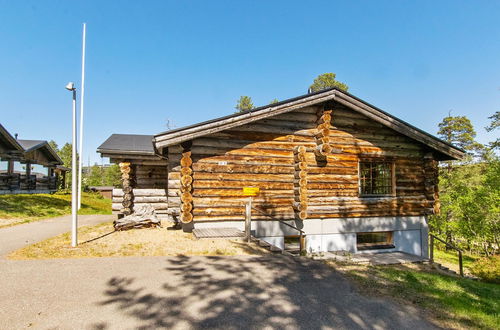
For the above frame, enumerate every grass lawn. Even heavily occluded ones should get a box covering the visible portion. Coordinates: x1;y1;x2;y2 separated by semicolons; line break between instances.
0;192;111;228
8;221;269;259
328;261;500;330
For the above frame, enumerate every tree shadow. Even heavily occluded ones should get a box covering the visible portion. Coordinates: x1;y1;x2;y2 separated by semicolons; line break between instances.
98;255;437;329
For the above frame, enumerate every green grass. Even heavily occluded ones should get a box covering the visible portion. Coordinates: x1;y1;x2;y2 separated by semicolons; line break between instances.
0;192;111;228
331;262;500;329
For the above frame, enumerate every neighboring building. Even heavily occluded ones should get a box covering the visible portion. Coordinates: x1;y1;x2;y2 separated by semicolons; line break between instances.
0;124;66;194
97;88;464;257
88;186;114;199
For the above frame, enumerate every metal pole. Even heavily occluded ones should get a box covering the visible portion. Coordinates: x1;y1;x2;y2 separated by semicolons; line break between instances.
245;197;252;242
71;89;78;247
77;22;86;210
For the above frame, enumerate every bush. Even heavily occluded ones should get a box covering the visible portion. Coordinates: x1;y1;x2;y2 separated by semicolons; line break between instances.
469;255;500;283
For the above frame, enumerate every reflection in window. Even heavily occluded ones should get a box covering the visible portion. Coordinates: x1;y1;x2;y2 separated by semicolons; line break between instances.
359;161;393;196
31;164;49;178
13;161;26;174
0;160;8;174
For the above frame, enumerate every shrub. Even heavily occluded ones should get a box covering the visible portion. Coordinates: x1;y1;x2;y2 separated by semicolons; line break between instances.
469;255;500;284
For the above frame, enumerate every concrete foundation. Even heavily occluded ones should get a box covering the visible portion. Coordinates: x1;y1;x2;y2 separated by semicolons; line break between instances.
194;216;429;258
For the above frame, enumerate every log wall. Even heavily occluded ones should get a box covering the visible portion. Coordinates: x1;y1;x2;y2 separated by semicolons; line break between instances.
164;102;438;222
112;161;170;220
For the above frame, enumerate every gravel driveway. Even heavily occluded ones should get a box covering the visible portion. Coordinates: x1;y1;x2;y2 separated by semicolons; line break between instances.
0;255;438;329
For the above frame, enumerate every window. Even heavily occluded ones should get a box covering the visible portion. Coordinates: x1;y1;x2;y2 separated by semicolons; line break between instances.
359;160;393;196
0;160;8;174
356;231;394;250
31;164;49;178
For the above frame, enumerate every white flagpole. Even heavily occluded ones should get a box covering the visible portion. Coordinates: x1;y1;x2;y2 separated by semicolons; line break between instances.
78;23;86;209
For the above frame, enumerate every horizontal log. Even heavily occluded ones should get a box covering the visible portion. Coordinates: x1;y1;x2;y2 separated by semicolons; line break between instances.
192;163;294;174
193;172;292;182
193;181;293;190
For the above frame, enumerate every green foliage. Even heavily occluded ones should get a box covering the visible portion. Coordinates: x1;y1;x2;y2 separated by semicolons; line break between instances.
309;73;348;93
269;98;279;104
83;164;122;189
341;263;500;329
235;96;254;112
430;159;500;255
486;111;500;150
57;143;76;189
469;255;500;284
437;115;483;154
48;140;59;153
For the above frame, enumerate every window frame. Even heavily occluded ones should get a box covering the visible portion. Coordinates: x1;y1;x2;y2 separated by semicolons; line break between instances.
358;158;396;197
356;231;395;251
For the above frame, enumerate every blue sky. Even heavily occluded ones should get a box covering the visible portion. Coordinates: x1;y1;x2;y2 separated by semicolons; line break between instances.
0;0;499;164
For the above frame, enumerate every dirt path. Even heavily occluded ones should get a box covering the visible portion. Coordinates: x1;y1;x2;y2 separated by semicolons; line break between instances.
0;255;438;329
0;214;115;258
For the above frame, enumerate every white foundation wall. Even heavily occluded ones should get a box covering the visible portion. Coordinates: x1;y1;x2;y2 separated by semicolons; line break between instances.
193;216;429;257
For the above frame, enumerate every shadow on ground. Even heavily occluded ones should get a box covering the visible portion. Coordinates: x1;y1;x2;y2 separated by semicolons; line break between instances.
96;255;436;329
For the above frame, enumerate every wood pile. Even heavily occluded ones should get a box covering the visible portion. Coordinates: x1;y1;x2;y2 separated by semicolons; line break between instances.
293;146;308;220
314;108;334;157
113;204;161;230
119;162;134;215
180;143;194;224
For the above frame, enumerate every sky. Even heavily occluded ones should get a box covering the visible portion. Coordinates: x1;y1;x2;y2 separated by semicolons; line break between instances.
0;0;499;165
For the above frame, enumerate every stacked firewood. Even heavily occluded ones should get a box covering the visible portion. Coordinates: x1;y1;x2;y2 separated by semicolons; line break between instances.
119;162;134;215
114;204;161;231
314;108;333;157
293;146;308;220
180;145;194;224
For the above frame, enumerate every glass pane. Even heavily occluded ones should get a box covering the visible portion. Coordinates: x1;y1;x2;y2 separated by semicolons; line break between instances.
13;161;26;174
0;161;8;173
359;161;392;195
31;164;49;177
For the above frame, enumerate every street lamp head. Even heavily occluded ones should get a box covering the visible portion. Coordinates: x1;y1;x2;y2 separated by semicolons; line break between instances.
65;82;75;91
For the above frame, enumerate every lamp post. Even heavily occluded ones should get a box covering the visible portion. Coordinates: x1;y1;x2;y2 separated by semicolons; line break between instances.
66;82;78;247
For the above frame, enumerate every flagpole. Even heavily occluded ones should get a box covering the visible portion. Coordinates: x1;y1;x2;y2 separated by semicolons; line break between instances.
78;22;86;209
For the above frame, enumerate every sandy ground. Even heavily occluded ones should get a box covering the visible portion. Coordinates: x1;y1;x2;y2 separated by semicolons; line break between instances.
9;222;269;259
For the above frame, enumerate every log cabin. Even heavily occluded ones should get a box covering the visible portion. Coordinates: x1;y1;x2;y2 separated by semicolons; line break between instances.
0;124;66;194
97;88;464;257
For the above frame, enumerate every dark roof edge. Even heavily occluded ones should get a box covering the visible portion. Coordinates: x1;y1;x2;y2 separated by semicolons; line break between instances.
0;123;24;152
96;148;156;156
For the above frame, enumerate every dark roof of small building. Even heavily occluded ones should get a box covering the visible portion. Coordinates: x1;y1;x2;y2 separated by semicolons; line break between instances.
17;139;63;164
17;139;46;151
97;134;155;155
0;123;24;155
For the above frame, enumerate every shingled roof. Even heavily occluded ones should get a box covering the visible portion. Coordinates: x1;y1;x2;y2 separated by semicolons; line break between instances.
97;134;155;156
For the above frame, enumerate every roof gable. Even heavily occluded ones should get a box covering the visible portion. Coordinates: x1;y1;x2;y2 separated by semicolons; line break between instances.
0;124;24;158
153;88;464;160
18;139;62;165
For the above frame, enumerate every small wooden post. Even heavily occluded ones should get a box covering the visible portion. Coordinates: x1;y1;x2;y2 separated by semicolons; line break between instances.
458;250;464;277
429;235;434;263
245;197;252;243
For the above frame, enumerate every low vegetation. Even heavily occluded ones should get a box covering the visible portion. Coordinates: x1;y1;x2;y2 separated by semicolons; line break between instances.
8;221;268;259
0;192;111;228
328;261;500;330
